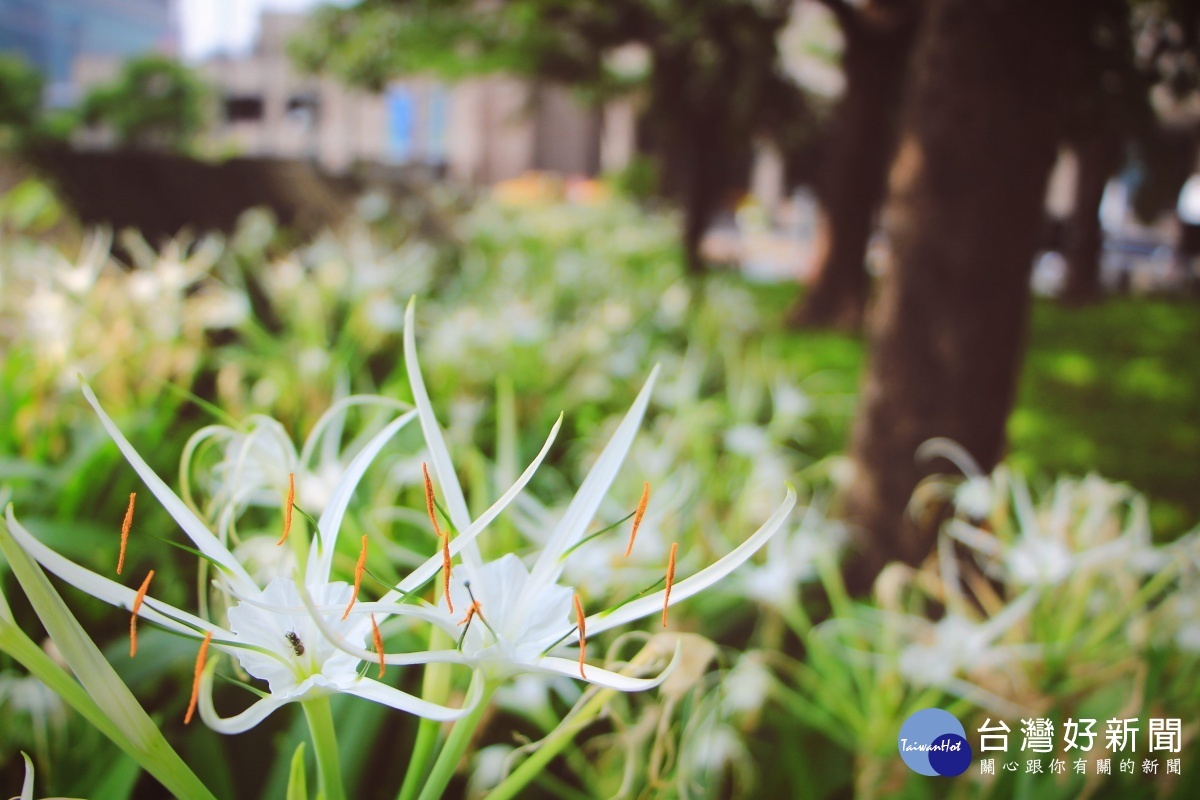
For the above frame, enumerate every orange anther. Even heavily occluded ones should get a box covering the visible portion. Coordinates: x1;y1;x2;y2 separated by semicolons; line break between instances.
574;593;587;678
118;492;136;574
342;535;368;620
624;482;650;558
662;542;678;628
456;600;481;627
276;473;295;546
184;631;213;725
441;533;454;614
129;569;154;657
422;463;442;539
370;614;386;678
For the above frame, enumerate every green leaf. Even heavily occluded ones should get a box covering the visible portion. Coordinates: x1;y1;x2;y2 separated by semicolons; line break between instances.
0;513;217;800
286;741;309;800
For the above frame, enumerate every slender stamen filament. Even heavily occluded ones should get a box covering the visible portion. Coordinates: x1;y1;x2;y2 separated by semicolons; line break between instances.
342;535;368;620
118;492;136;574
625;482;650;558
129;569;154;657
462;582;496;637
662;542;678;627
422;462;442;538
185;631;213;725
370;614;385;678
574;593;587;678
276;473;295;546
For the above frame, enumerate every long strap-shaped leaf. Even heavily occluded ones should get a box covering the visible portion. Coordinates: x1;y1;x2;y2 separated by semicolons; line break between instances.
0;509;217;800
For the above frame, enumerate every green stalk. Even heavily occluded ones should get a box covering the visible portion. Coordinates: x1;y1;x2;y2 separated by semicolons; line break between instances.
303;696;346;800
0;516;216;800
415;675;495;800
486;687;611;800
396;622;456;800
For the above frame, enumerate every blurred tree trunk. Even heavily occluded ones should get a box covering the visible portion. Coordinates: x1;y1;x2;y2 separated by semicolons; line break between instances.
786;0;919;332
1061;133;1123;303
843;0;1083;587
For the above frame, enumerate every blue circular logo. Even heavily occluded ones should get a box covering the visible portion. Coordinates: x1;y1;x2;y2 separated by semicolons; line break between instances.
898;709;972;777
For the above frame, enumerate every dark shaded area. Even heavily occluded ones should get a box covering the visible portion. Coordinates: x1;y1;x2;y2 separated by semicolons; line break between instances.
26;147;360;242
786;0;920;333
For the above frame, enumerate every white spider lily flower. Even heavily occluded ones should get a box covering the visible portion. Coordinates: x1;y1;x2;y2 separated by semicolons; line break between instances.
309;300;796;693
4;383;499;734
181;382;412;530
946;471;1163;587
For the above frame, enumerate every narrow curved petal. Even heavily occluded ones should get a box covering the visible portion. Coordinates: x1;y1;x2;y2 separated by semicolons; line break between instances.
914;437;984;478
403;298;478;570
536;640;681;692
381;412;564;603
585;486;796;637
305;410;418;585
178;423;235;511
525;365;659;594
81;382;258;594
298;394;414;469
19;752;33;800
945;519;1004;557
198;667;292;734
6;507;223;640
341;676;474;721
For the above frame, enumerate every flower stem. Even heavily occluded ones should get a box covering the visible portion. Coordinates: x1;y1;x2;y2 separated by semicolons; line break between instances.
302;695;345;800
486;686;611;800
414;674;494;800
397;625;455;800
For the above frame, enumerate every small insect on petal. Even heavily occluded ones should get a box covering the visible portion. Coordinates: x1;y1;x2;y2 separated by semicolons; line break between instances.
342;535;368;620
574;593;587;679
129;569;154;657
184;632;213;725
276;473;296;546
662;542;678;628
285;631;305;656
624;482;650;558
370;614;385;678
117;492;136;575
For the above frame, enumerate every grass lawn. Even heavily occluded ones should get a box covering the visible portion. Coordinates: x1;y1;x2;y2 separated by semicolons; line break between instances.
749;280;1200;536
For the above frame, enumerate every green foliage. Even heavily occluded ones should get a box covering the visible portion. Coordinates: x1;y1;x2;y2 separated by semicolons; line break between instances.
80;55;210;152
0;178;62;233
0;54;76;152
0;55;42;135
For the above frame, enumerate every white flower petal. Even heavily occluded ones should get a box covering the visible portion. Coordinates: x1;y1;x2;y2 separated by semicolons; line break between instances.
341;676;474;721
381;412;563;603
305;410;417;585
585;486;796;637
297;394;414;470
81;382;258;594
20;752;34;800
536;641;680;692
525;365;659;593
198;669;292;734
404;298;479;571
5;507;223;641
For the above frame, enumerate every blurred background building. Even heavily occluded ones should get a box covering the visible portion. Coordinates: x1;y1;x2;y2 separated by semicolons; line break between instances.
0;0;178;107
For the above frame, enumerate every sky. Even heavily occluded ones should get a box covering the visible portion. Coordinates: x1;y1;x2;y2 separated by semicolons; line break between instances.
178;0;350;62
